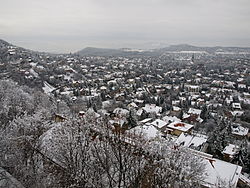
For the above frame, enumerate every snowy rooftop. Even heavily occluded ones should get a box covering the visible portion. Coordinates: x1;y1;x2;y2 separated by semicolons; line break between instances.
109;119;126;126
231;125;249;136
134;99;144;103
188;108;202;115
183;113;190;119
232;103;242;109
222;144;239;156
162;116;181;124
128;102;138;108
238;84;247;88
142;104;162;114
186;84;200;89
139;118;152;124
150;119;168;129
100;86;107;90
202;157;242;188
231;110;244;117
130;125;159;140
113;108;129;116
167;121;194;132
173;106;181;111
175;133;208;148
86;108;101;118
189;149;242;187
239;174;250;187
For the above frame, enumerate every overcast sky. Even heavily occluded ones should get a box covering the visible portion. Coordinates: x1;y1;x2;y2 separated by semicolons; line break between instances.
0;0;250;53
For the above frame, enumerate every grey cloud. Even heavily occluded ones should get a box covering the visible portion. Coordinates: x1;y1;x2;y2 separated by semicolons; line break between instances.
0;0;250;52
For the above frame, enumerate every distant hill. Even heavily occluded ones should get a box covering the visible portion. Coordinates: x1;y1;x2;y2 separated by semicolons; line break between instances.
1;38;250;56
76;47;122;56
76;44;250;56
0;39;59;56
158;44;250;54
0;39;11;47
75;47;156;57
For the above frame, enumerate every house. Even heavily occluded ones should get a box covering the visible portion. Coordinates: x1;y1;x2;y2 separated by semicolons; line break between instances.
238;174;250;188
232;103;242;110
185;84;201;93
129;124;160;140
86;108;101;119
238;84;247;90
197;98;205;106
109;118;127;134
231;124;249;138
225;81;236;89
172;100;180;106
78;111;85;118
54;114;67;122
173;106;181;112
222;144;240;161
162;116;181;124
128;102;138;109
183;113;199;123
134;99;144;105
203;155;242;188
113;108;129;118
231;110;244;117
139;118;153;126
166;121;194;136
150;119;168;129
142;104;162;115
102;100;112;109
114;92;126;101
243;92;250;98
183;108;203;123
100;86;107;91
224;111;233;119
191;150;242;188
226;96;234;105
175;133;208;151
188;108;202;116
169;106;182;117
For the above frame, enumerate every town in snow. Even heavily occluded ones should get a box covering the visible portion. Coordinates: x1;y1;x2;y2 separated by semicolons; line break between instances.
0;39;250;187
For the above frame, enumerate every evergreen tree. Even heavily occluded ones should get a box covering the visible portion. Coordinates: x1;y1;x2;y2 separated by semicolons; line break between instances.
200;105;207;121
127;109;138;128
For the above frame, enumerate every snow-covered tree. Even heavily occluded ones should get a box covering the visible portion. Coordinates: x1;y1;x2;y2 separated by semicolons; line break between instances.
145;138;205;188
0;79;56;187
40;117;206;188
